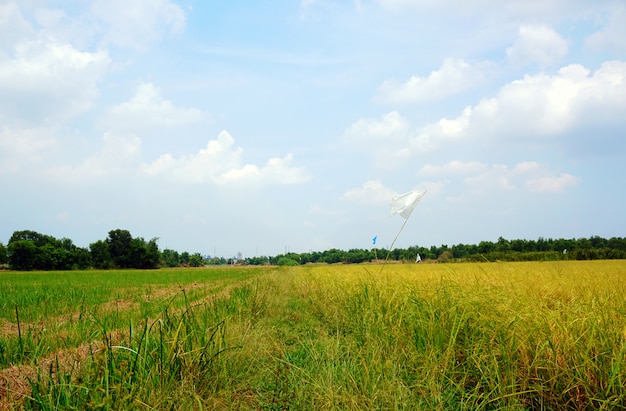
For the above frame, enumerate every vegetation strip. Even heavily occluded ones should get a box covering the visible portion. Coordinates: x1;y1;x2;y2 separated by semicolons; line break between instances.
2;229;626;271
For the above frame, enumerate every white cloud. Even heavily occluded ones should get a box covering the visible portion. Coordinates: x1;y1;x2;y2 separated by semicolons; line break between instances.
57;132;142;182
525;173;580;193
374;58;492;104
218;154;310;186
463;162;580;193
464;164;517;191
409;106;472;150
343;111;409;142
48;130;309;187
105;82;207;131
414;160;579;196
44;131;142;184
145;130;310;186
342;179;397;204
342;111;418;166
373;0;600;21
419;61;625;147
506;25;568;67
0;126;57;173
91;0;185;51
0;37;110;126
347;61;626;168
471;61;626;138
418;160;487;176
585;4;626;53
144;130;243;183
0;2;34;49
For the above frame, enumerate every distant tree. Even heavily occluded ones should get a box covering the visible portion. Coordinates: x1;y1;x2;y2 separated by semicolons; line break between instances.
142;238;161;268
608;237;626;251
107;229;133;268
248;256;269;265
589;235;607;249
451;243;470;259
36;243;60;270
478;240;495;254
90;240;112;269
0;242;7;265
161;249;180;267
9;230;55;247
319;248;345;264
180;251;190;266
277;257;298;266
346;248;370;263
495;237;510;252
70;247;92;270
126;237;160;269
188;253;204;267
7;239;37;270
438;250;454;263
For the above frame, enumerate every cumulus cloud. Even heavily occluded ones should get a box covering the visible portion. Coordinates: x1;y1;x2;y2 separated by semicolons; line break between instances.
104;82;207;131
415;61;625;153
506;25;568;67
408;160;580;199
408;106;472;150
47;132;142;183
342;179;397;204
90;0;185;51
45;130;309;187
144;130;310;186
346;61;626;168
343;111;409;143
470;61;626;139
525;173;580;193
0;126;57;173
456;161;580;193
0;37;110;126
374;58;492;104
342;111;418;166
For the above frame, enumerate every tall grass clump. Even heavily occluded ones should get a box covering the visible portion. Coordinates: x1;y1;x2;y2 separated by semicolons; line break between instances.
241;261;626;410
21;280;271;410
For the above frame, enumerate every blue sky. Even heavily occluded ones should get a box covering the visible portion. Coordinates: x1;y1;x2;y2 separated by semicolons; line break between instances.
1;0;625;258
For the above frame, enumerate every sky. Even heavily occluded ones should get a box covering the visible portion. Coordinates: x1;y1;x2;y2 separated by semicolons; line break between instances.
1;0;625;258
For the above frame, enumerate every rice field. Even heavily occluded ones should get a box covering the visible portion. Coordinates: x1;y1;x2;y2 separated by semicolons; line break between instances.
1;260;625;410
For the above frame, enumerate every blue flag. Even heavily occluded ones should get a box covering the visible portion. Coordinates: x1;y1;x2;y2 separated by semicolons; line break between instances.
372;236;377;245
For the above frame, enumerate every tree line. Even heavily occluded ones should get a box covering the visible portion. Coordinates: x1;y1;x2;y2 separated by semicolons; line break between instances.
1;230;625;271
266;236;626;265
0;229;160;270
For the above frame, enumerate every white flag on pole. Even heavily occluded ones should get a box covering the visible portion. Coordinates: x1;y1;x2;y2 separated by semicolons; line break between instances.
390;190;426;220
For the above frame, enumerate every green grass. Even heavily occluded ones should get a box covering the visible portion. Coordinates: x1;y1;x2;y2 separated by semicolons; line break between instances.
1;261;625;409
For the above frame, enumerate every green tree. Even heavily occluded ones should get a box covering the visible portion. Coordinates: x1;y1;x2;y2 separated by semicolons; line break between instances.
478;240;495;254
495;237;510;252
90;240;112;269
277;257;298;266
180;251;190;266
161;249;180;267
7;240;37;270
107;229;133;268
142;238;160;268
188;253;204;267
0;242;7;265
36;243;60;270
70;247;92;270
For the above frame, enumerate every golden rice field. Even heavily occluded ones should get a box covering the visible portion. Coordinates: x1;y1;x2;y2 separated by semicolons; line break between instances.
1;260;625;410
